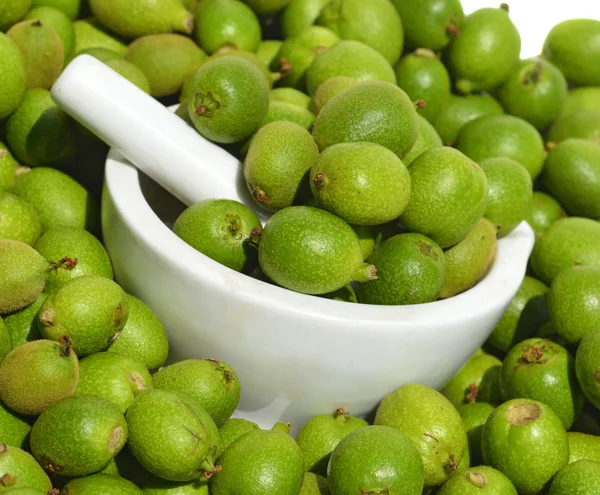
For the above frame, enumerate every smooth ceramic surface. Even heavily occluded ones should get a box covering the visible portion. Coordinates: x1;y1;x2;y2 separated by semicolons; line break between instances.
46;0;578;429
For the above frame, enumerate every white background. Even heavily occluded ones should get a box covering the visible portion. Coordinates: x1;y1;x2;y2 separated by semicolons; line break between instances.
461;0;600;58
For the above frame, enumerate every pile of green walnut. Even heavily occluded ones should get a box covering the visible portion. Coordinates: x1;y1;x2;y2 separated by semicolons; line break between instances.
1;0;600;493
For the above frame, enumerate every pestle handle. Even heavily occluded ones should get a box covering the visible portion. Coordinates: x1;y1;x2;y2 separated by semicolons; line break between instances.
51;55;271;223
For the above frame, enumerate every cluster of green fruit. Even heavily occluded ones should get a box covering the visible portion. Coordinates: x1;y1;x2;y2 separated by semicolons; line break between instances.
0;0;600;493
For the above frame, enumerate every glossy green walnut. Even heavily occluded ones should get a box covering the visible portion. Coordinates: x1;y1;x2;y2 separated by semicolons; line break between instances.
31;395;127;477
34;226;113;293
500;338;585;429
310;76;359;114
481;399;569;495
244;121;318;212
31;0;80;20
210;425;305;495
357;233;445;306
5;89;76;168
487;276;549;353
305;40;396;96
71;18;127;57
392;0;463;51
399;147;488;249
187;57;269;144
315;0;403;64
445;6;521;94
526;192;566;237
0;192;41;246
89;0;193;39
396;49;451;124
480;157;532;238
568;432;600;464
153;358;240;428
375;383;468;488
174;199;261;273
456;114;546;180
548;265;600;346
269;87;311;109
442;352;502;409
0;337;79;416
258;206;375;295
549;459;600;495
126;389;220;482
218;418;259;452
3;293;45;348
439;218;497;299
433;93;504;146
310;142;411;226
125;34;207;98
576;328;600;410
530;217;600;285
328;426;424;495
194;0;261;54
38;275;129;357
23;6;75;60
312;80;419;157
543;138;600;219
498;57;567;131
437;466;517;495
543;19;600;87
295;408;368;476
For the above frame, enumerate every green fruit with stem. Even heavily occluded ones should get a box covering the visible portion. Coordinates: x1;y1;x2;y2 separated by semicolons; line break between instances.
61;473;143;494
310;142;411;226
89;0;194;39
498;57;568;131
24;6;75;59
375;383;468;488
281;0;330;38
258;206;377;295
481;398;569;495
30;395;128;477
126;389;220;482
445;6;521;94
0;336;79;416
194;0;261;54
391;0;464;52
38;274;129;357
500;338;585;429
6;20;64;90
173;199;262;273
442;351;502;409
549;459;600;495
437;466;517;495
396;48;451;124
328;425;424;495
357;233;445;306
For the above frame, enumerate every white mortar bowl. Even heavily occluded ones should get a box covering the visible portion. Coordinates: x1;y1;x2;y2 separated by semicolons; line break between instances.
101;156;534;429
